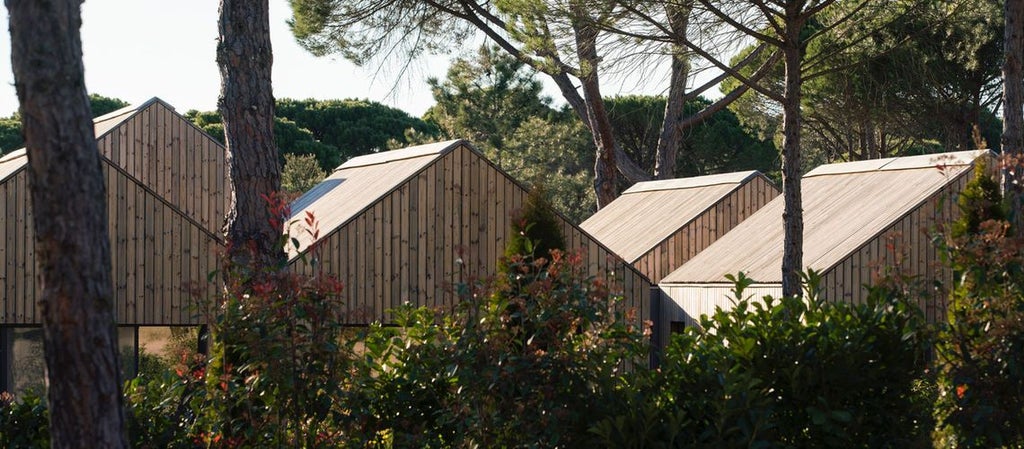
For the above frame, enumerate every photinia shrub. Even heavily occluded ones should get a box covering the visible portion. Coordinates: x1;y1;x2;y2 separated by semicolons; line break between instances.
935;163;1024;448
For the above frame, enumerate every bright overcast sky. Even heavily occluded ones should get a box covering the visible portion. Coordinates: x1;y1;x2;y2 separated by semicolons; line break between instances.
0;0;453;118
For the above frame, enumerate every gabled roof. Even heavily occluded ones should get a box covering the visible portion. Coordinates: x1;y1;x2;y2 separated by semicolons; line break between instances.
662;150;990;284
0;97;174;184
287;140;461;257
0;149;26;183
581;171;773;262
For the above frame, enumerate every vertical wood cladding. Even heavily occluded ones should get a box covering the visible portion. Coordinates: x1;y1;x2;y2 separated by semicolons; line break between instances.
820;170;973;323
291;144;652;327
1;99;226;325
96;101;228;235
633;175;778;282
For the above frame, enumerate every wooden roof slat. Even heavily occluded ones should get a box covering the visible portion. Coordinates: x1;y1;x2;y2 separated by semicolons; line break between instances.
662;150;989;284
581;171;776;262
286;141;461;257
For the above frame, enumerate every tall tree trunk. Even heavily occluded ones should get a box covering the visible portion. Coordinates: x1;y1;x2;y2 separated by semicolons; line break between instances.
6;0;127;447
550;71;652;183
781;33;805;298
572;10;618;208
218;0;283;270
655;2;693;179
1004;0;1024;236
866;120;879;159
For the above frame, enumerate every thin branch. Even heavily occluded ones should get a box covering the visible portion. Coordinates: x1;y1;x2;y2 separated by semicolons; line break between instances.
679;49;783;127
695;0;785;47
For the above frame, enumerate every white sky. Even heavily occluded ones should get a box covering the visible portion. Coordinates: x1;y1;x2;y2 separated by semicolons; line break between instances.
0;1;692;121
0;0;455;118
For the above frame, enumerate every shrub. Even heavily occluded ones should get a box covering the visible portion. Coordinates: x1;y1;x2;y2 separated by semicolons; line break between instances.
353;248;648;448
503;184;566;264
935;165;1024;448
189;207;351;447
0;391;49;448
592;272;933;448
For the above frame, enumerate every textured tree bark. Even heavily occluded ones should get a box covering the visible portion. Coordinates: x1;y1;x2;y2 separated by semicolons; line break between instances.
217;0;284;269
866;121;879;159
572;10;618;208
1003;0;1024;236
6;0;128;447
654;2;692;180
781;28;805;299
550;71;652;183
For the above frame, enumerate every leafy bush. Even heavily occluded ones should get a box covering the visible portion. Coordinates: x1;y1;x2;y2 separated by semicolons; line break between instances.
593;272;934;449
503;184;566;263
0;391;49;448
935;164;1024;448
350;248;648;447
186;207;351;447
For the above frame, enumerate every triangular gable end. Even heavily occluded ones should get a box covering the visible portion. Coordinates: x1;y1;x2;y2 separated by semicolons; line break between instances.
581;170;779;282
0;98;229;236
659;150;993;326
287;140;653;328
93;98;230;236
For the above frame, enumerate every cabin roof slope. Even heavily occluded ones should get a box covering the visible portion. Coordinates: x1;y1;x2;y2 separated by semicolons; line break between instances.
581;171;768;262
661;150;989;284
286;139;463;257
0;97;177;184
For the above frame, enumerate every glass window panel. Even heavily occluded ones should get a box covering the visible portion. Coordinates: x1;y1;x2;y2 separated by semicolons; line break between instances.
11;327;45;395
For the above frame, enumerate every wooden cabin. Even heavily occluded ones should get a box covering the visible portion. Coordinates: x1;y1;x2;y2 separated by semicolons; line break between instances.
1;98;227;392
286;140;654;328
659;150;992;328
581;171;778;283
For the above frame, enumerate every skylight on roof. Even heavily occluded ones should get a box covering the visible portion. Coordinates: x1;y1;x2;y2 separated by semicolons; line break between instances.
289;178;344;217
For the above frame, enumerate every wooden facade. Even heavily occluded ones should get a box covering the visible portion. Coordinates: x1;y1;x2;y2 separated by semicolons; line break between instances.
581;171;778;283
660;150;992;326
0;98;226;326
287;140;653;327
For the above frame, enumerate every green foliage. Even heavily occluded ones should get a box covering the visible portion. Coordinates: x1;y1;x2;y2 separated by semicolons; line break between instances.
935;167;1024;448
1;94;131;154
594;273;934;448
503;185;567;265
605;95;779;178
124;369;199;449
0;118;21;155
503;116;596;223
288;0;473;64
726;0;1004;164
952;160;1006;238
281;153;327;194
350;249;649;447
88;94;130;117
276;98;440;164
425;45;553;165
2;264;970;448
186;98;439;173
128;202;352;447
0;391;49;448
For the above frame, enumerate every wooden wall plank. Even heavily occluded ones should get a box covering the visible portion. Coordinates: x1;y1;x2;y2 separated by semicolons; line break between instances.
15;173;27;322
7;178;19;322
1;183;8;323
381;195;393;319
